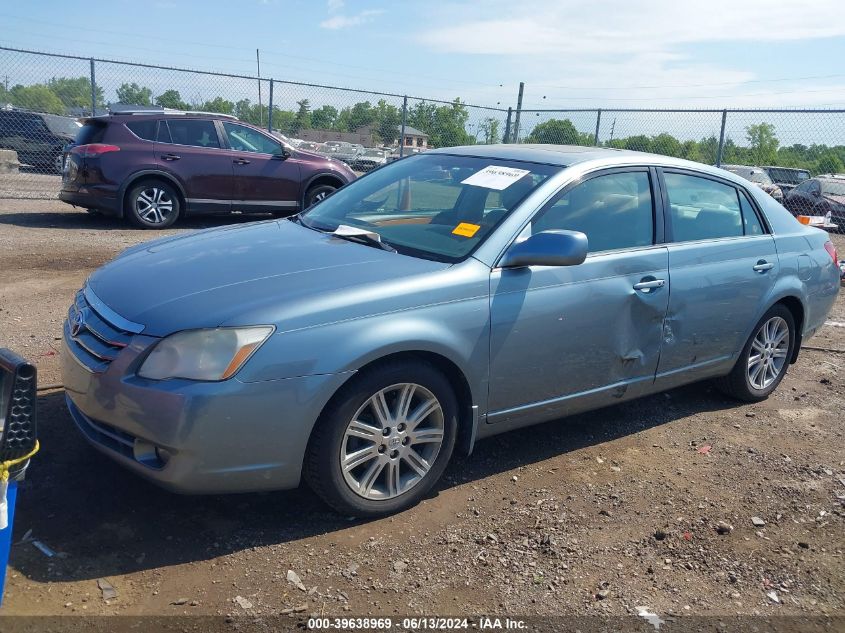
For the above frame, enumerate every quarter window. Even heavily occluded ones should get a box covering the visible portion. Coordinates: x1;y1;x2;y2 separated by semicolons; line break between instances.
664;172;743;242
223;122;282;154
738;191;765;235
166;119;219;148
530;171;654;252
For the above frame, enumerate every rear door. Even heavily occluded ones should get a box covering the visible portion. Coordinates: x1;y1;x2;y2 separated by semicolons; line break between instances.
155;118;232;214
654;169;778;388
220;121;301;214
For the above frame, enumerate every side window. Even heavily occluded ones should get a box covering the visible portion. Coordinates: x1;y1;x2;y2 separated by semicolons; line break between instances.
530;171;654;253
166;119;220;148
794;180;811;194
157;121;172;143
738;190;765;235
664;172;743;242
223;122;282;154
125;120;158;141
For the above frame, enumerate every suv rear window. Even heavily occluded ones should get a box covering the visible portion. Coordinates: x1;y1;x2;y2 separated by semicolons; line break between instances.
165;119;219;148
126;119;158;141
76;121;107;145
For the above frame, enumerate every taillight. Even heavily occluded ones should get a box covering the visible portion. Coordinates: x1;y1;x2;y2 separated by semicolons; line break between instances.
72;144;120;158
824;240;837;264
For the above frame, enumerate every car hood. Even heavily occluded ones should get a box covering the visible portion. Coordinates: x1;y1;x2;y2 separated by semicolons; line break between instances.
88;220;449;336
824;194;845;207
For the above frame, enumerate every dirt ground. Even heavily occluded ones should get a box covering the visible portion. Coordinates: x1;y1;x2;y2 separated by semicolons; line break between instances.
0;199;843;625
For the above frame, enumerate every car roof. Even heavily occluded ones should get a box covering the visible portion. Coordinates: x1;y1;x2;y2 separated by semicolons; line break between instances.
429;144;760;182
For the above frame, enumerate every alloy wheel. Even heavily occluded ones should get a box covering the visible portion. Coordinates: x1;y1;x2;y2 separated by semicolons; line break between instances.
135;187;175;225
340;383;445;500
747;316;789;390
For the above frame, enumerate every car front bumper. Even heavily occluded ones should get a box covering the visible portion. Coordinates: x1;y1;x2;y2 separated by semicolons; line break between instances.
62;324;351;494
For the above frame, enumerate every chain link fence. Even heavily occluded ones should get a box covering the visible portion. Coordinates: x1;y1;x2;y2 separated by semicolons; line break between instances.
2;45;845;201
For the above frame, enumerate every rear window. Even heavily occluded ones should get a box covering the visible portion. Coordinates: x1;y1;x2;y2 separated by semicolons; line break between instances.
125;119;158;141
42;114;81;138
76;121;107;145
165;119;219;148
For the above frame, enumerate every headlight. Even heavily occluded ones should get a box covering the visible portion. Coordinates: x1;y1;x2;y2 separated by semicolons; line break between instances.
138;326;274;381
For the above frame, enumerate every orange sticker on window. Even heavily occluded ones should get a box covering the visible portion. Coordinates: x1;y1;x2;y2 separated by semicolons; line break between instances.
452;222;481;238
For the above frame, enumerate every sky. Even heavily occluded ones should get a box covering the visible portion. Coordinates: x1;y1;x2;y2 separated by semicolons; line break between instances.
2;0;845;144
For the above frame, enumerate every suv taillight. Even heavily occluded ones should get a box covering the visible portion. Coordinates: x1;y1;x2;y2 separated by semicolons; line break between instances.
72;144;120;158
824;240;837;264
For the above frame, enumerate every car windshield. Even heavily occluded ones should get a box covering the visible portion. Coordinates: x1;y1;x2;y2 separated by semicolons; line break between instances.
364;149;384;157
820;179;845;196
728;167;772;185
767;167;810;184
42;114;81;137
300;153;561;263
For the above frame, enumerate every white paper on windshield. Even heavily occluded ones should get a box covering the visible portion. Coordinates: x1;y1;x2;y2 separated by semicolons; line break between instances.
333;224;382;242
461;165;531;190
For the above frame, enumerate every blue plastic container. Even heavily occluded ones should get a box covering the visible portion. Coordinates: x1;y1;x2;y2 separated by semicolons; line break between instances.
0;480;18;607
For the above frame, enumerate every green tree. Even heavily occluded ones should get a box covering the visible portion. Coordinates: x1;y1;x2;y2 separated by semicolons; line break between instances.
47;76;103;109
373;99;401;144
200;96;235;115
746;123;779;164
116;82;152;106
525;118;588;145
815;153;844;175
9;84;65;114
292;99;311;133
311;105;338;129
478;117;501;144
155;89;187;110
651;132;682;157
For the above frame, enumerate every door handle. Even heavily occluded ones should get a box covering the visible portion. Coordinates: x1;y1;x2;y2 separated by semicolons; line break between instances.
633;278;666;292
161;153;181;161
233;158;251;165
753;260;775;273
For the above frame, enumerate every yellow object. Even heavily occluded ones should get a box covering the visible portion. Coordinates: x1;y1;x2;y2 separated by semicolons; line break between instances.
452;222;481;238
0;440;40;483
797;215;811;225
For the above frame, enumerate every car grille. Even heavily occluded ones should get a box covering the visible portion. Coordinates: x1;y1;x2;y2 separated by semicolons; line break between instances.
66;290;133;372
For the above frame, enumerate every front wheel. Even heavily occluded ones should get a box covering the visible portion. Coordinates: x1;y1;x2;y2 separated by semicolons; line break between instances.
715;304;795;402
304;361;457;517
304;183;337;209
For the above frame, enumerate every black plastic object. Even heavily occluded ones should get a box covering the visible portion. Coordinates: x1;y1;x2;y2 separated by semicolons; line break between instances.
0;349;38;464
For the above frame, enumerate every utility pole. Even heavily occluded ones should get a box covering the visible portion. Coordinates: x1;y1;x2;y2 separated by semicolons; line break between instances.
256;48;263;127
609;118;616;142
513;82;524;143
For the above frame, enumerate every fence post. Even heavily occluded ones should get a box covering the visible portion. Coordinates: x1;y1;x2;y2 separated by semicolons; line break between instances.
503;107;513;144
399;96;408;158
513;82;524;143
267;79;274;133
593;109;602;146
716;109;727;167
89;58;96;116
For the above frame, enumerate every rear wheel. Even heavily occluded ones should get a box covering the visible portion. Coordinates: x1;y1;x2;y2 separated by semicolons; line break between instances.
125;180;181;229
715;304;795;402
304;361;457;517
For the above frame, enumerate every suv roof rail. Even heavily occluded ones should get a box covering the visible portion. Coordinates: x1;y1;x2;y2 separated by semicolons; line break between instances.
107;104;238;120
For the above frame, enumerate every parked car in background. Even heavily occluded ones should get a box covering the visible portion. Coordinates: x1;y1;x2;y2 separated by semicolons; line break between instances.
721;164;784;202
59;110;356;228
762;166;810;195
783;175;845;230
62;145;839;516
298;141;324;153
0;108;80;173
332;143;364;166
353;148;389;171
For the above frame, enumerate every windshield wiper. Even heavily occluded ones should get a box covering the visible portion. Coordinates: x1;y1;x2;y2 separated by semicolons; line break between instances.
330;224;397;253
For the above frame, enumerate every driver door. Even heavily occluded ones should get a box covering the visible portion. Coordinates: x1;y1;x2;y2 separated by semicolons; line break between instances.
487;168;670;427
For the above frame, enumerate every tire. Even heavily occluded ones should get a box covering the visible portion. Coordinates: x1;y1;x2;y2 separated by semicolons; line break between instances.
125;180;181;229
304;183;337;209
715;304;796;402
304;360;458;517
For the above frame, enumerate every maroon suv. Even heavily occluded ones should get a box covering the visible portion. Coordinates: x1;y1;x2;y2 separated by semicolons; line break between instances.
59;112;356;228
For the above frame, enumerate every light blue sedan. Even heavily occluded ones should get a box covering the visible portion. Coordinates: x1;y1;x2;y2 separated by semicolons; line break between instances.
62;145;840;516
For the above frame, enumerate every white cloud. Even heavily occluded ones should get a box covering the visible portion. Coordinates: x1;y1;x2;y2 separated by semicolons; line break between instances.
320;9;383;30
416;0;845;107
327;0;345;12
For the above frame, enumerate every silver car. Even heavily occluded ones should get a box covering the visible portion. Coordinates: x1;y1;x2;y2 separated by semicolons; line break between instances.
62;145;840;516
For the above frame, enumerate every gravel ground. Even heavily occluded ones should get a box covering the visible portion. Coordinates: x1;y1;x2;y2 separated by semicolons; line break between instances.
0;199;843;624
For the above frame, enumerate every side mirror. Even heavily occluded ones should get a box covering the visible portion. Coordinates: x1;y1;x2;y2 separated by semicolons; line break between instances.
273;149;291;161
500;230;588;268
811;189;821;197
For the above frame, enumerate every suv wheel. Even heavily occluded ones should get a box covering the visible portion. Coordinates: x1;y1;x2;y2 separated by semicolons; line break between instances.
304;183;337;208
125;181;181;229
304;361;457;517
